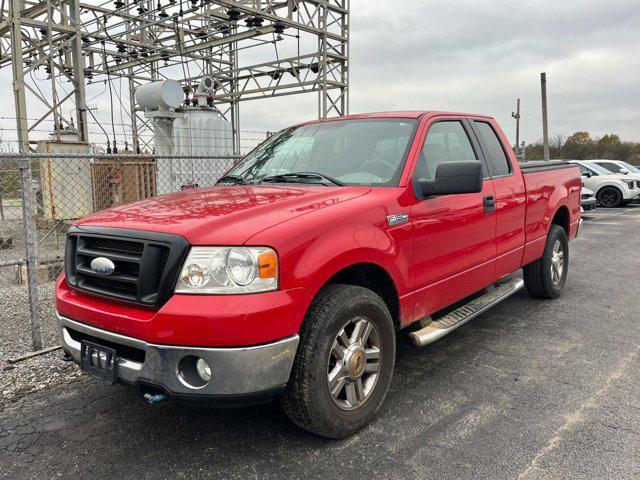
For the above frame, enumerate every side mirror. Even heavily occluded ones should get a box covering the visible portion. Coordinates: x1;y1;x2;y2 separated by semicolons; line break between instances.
582;171;592;178
620;168;629;175
419;161;483;197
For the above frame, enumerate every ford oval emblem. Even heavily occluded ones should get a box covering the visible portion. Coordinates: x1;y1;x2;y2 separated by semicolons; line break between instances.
90;257;115;276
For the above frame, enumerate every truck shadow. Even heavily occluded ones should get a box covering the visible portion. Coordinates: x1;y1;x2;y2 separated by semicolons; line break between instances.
10;289;552;477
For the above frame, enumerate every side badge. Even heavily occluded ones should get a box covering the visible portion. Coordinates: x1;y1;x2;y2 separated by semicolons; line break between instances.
387;213;409;226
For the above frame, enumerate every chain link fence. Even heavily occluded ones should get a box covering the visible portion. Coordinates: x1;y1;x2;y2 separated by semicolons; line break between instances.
0;152;241;353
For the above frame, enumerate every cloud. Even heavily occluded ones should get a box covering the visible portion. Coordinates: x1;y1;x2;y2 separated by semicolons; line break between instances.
341;0;640;143
2;0;639;148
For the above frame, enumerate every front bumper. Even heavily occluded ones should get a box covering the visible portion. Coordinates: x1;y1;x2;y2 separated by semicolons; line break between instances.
581;197;596;210
58;313;299;403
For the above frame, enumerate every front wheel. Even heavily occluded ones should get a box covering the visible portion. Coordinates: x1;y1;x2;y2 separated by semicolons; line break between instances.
523;224;569;299
281;284;396;438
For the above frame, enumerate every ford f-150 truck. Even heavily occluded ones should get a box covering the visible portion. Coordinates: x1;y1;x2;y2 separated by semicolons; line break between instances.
56;111;581;438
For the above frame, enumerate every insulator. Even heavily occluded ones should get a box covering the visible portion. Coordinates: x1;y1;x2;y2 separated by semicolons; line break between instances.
227;8;241;21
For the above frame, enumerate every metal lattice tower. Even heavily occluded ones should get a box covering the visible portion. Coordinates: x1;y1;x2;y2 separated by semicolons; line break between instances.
0;0;349;152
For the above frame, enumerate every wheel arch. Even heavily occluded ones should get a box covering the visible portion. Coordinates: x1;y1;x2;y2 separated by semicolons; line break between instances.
322;262;401;329
595;184;623;196
551;205;570;236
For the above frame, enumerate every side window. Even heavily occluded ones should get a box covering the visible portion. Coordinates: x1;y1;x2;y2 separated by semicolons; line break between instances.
579;164;598;176
474;121;511;176
415;121;478;180
596;162;620;173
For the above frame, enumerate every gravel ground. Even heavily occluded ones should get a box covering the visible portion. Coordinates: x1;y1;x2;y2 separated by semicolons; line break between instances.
1;206;640;479
0;199;69;407
0;282;76;408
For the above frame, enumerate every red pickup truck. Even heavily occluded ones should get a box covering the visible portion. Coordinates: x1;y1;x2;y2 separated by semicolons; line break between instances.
56;111;581;438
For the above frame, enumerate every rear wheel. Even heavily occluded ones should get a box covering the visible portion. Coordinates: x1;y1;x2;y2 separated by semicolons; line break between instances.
281;284;396;438
597;186;623;208
523;224;569;299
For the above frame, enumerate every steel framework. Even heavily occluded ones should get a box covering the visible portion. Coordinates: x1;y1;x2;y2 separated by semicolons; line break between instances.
0;0;349;153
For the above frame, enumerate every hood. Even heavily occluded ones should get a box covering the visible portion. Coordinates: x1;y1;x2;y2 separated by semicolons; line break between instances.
75;185;371;244
615;173;640;180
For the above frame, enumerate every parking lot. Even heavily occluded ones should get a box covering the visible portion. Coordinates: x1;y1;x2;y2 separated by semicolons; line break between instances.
1;205;640;480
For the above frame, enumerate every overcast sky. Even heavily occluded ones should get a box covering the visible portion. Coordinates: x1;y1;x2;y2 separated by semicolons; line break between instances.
243;0;640;145
1;0;639;149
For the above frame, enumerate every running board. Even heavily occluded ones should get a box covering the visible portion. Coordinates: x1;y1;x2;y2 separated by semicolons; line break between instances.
409;278;525;347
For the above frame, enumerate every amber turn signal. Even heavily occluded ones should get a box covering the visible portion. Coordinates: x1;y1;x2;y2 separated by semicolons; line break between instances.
258;251;278;279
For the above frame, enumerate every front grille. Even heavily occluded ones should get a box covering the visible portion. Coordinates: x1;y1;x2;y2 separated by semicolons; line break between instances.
89;237;144;255
65;227;189;308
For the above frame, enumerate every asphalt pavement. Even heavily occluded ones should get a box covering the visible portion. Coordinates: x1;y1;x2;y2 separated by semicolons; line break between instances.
1;206;640;479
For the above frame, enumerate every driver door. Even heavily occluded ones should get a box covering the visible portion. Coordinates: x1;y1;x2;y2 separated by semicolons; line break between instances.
409;118;497;321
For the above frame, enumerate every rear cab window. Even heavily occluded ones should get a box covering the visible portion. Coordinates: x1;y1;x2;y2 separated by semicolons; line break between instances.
472;121;512;177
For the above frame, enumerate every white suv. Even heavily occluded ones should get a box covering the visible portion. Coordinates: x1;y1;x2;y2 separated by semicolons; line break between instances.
584;159;640;177
568;160;640;208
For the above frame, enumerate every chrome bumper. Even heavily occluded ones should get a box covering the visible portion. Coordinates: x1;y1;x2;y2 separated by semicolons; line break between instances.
57;313;299;398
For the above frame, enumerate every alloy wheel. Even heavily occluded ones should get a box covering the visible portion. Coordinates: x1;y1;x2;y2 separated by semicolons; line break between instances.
550;239;565;286
327;316;381;411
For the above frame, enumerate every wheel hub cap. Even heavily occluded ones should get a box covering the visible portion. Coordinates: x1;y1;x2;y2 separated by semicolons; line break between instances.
344;346;366;379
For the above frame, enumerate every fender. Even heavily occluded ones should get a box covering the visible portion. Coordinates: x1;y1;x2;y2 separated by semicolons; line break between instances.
287;235;413;327
247;191;414;323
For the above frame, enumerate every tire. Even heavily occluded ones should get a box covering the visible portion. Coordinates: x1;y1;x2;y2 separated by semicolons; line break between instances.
597;186;623;208
281;284;396;439
523;224;569;299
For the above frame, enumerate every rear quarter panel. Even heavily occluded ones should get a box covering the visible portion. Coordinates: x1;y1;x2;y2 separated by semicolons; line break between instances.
521;166;581;265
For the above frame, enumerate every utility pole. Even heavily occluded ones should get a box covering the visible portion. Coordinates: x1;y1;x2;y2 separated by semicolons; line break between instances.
541;72;549;160
511;98;521;158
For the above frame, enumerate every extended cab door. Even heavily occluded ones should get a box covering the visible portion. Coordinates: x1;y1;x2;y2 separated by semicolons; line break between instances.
469;119;527;280
409;118;497;321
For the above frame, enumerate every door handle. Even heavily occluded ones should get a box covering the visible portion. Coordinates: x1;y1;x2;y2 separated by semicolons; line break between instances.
483;195;496;214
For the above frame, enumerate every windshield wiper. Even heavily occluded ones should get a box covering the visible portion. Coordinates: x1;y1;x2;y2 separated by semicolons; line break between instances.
216;174;247;185
261;172;344;186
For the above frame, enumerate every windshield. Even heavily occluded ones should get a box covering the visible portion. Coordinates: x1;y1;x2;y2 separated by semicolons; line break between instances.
618;161;640;174
223;118;418;187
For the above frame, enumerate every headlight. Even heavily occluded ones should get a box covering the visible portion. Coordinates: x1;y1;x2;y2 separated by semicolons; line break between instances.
176;246;278;294
623;180;635;189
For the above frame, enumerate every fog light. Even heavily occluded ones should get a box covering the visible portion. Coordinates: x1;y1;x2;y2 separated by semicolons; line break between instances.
196;358;212;382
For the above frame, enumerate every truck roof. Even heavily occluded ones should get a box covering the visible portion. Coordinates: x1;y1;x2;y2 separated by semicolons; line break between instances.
294;110;494;127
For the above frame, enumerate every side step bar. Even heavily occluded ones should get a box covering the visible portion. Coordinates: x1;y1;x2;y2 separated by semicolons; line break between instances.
409;278;525;347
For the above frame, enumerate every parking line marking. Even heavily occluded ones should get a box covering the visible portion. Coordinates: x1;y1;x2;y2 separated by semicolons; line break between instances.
516;345;640;480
